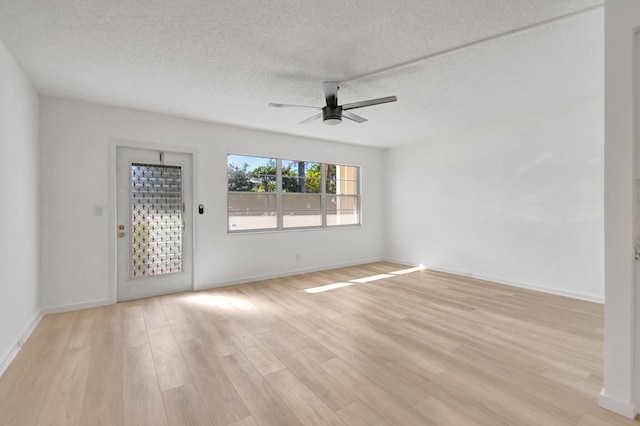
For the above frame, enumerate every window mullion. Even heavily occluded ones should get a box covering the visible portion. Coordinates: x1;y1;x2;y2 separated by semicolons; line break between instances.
321;163;327;227
276;158;283;229
357;166;361;226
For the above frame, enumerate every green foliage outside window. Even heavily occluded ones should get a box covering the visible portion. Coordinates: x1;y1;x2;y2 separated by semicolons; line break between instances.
228;159;329;193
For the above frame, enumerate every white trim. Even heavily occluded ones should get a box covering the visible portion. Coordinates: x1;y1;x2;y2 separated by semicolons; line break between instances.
599;389;638;419
42;298;112;315
0;311;43;377
384;258;603;303
228;223;361;235
195;257;385;291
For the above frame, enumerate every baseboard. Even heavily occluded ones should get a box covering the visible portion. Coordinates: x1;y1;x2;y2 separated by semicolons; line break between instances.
195;257;386;291
384;258;604;303
42;298;112;315
0;310;43;377
599;389;638;419
383;257;420;267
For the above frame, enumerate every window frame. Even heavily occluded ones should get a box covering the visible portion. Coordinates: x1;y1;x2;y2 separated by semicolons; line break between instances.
227;154;361;234
227;155;278;232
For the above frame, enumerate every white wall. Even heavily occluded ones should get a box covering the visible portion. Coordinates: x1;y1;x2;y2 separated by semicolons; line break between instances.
0;41;40;373
601;0;639;418
39;97;385;311
385;98;604;301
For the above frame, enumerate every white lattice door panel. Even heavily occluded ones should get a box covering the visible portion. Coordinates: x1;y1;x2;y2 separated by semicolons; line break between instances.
116;147;193;302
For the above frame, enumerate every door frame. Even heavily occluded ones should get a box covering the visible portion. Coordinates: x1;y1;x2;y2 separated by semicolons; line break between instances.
108;139;198;304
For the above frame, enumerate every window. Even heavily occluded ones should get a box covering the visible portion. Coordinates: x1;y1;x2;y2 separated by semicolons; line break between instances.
326;163;360;226
227;155;277;231
282;160;322;229
227;154;360;232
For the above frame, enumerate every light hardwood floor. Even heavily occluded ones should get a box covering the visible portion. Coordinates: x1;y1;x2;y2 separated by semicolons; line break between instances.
0;261;637;425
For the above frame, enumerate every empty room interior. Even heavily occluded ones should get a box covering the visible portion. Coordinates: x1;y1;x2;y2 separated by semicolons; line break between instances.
1;0;640;425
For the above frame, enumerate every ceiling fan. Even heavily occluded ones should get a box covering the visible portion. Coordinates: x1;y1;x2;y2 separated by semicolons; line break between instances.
269;81;397;125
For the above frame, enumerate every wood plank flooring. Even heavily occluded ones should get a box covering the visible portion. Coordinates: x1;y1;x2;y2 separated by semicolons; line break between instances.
0;261;637;425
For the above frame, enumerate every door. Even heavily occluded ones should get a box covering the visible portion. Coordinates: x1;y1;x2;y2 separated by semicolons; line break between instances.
116;146;193;302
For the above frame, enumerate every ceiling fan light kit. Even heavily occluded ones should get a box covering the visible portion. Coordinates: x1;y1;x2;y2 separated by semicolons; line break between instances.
323;105;342;125
269;81;397;125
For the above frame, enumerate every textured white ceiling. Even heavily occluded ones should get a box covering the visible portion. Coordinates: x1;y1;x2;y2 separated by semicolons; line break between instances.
0;0;603;148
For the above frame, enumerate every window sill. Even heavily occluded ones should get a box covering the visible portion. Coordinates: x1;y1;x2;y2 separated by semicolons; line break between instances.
227;224;362;235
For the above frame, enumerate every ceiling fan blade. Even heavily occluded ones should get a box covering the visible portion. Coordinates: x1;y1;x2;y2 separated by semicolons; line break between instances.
341;95;397;111
342;111;368;123
269;103;321;109
323;81;339;107
299;112;322;124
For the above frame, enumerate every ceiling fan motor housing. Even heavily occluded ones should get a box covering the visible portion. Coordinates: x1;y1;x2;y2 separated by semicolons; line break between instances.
323;105;342;125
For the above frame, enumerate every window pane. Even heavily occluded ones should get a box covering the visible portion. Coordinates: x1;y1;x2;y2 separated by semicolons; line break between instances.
229;192;277;211
283;194;321;228
327;210;359;226
228;193;277;231
327;195;359;226
283;213;322;228
326;164;358;195
305;177;321;193
283;194;321;211
227;172;252;192
334;180;358;195
227;154;276;192
326;195;358;212
282;160;321;193
248;173;276;192
281;176;300;193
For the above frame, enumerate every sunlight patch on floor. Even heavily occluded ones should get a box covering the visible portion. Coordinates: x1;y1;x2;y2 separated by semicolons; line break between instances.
302;264;425;293
186;293;254;310
350;274;394;283
303;282;354;294
390;265;426;275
